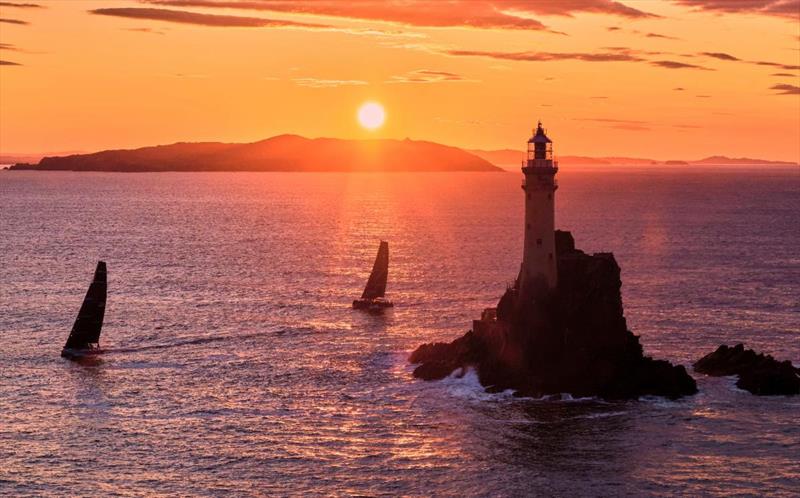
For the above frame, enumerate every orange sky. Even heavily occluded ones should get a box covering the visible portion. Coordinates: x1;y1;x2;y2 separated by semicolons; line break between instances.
1;0;798;161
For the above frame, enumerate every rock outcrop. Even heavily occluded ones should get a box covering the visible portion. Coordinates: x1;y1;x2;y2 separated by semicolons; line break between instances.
694;344;799;395
410;231;698;400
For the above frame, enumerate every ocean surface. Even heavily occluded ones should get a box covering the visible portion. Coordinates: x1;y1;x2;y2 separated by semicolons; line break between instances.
1;167;798;497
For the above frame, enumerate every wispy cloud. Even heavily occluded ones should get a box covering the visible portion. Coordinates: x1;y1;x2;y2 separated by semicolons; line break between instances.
696;51;800;70
771;72;796;77
0;43;20;51
646;32;680;40
753;60;800;70
579;118;649;124
89;8;331;28
673;87;686;90
292;77;368;88
0;60;22;65
770;83;800;94
445;49;645;62
672;0;800;19
651;60;714;70
701;52;739;61
0;2;42;7
576;118;651;131
388;69;473;83
143;0;660;34
0;18;29;24
124;27;167;34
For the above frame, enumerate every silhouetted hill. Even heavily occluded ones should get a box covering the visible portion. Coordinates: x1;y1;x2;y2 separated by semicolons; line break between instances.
10;135;501;172
690;155;797;166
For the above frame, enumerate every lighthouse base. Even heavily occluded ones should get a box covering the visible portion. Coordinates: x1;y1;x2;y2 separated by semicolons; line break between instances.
409;231;697;400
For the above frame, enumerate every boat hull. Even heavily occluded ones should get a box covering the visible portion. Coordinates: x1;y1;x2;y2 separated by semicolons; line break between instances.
61;347;103;360
352;299;394;311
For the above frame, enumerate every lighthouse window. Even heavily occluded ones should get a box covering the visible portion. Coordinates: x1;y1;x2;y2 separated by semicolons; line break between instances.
536;238;542;246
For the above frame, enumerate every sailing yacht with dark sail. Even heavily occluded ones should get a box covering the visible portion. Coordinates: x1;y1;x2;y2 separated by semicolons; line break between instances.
353;241;393;310
61;261;107;360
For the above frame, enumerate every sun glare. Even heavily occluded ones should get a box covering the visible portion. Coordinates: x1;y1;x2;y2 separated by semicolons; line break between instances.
357;102;385;130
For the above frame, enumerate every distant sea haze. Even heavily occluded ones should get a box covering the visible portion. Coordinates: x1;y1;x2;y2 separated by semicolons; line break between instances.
3;135;797;172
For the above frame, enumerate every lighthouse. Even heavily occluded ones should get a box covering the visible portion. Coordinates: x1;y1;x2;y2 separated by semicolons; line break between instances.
519;121;558;294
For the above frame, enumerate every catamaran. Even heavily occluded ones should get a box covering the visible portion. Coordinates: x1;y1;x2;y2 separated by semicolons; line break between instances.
61;261;107;360
353;241;393;311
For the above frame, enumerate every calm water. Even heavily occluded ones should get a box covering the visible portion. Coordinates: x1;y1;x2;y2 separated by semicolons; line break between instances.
1;168;798;496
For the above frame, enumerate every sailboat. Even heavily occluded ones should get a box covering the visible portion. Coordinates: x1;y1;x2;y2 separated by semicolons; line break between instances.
61;261;107;360
353;241;393;310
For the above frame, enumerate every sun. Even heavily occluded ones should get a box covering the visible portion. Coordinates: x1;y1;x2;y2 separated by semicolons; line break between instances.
357;102;385;130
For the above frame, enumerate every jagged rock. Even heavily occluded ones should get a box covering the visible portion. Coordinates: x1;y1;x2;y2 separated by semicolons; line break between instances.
694;344;799;396
409;230;698;400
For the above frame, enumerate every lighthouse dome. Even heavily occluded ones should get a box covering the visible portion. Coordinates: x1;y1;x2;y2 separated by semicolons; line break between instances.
528;121;552;144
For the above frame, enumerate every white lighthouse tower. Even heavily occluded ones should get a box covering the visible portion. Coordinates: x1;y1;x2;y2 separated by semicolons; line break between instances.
519;121;558;294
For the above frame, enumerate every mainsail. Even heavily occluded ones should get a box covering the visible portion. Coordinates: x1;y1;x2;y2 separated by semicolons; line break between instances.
63;261;107;349
361;241;388;300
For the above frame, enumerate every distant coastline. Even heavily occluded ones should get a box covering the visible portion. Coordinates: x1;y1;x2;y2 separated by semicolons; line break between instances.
466;148;799;169
6;135;502;173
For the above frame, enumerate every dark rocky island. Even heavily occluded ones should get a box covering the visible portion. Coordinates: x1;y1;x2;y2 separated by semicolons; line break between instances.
694;344;799;395
8;135;501;173
410;231;698;400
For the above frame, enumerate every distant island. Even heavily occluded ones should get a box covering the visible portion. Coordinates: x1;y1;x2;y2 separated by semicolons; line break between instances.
8;135;501;173
466;148;798;168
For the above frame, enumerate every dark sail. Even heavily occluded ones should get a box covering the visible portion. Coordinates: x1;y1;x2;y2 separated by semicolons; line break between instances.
63;261;107;349
361;241;388;300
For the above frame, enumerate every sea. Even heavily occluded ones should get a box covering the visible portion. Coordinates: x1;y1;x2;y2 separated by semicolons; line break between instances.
1;167;798;497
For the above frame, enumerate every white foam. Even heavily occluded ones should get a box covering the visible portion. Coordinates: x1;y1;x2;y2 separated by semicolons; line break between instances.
439;367;515;401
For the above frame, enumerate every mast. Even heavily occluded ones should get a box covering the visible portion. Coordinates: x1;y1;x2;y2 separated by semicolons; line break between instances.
361;241;389;300
63;261;107;349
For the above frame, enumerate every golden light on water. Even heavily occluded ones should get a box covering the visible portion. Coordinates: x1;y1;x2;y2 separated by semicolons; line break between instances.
357;102;386;131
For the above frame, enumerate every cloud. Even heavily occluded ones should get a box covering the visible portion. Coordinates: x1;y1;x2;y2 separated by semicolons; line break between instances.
89;8;331;28
611;123;651;131
577;118;651;131
701;51;740;61
124;27;167;34
753;60;800;70
143;0;659;33
579;118;649;124
0;43;19;51
646;32;680;40
651;60;714;70
697;51;800;70
673;87;686;90
770;83;800;94
607;26;622;30
672;0;800;19
771;72;795;76
0;18;28;24
388;69;473;83
292;77;368;88
0;2;42;7
696;94;711;97
445;49;645;62
0;60;22;65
